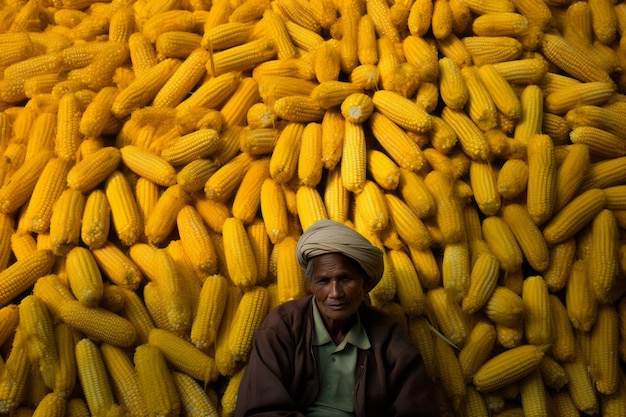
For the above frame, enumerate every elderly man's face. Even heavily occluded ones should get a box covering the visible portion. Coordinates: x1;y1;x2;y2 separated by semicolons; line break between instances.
309;253;367;324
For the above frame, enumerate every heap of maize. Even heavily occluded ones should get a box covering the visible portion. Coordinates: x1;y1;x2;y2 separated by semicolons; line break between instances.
0;0;626;415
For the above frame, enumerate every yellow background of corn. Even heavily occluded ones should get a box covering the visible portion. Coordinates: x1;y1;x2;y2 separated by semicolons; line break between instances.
1;0;626;415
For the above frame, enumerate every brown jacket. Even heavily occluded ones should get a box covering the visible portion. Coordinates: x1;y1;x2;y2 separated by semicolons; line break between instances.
234;296;438;417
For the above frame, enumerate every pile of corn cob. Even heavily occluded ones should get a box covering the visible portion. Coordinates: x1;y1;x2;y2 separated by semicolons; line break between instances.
1;0;626;415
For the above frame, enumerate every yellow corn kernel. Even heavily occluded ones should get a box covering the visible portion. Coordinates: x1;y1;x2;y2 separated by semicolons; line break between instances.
155;31;202;59
228;285;269;362
385;193;432;250
386;249;426;316
173;371;220;417
500;203;549;272
458;65;496;131
103;171;143;247
100;343;148;417
78;189;110;249
276;235;306;304
205;152;254;202
565;259;598;332
322;167;349;224
0;328;29;414
562;349;599;415
1;53;64;104
176;205;218;277
89;241;142;292
483;286;524;329
441;106;491;161
296;185;328;231
67;147;122;194
364;149;398;191
581;155;626;191
477;63;521;120
461;251;500;314
176;160;219;194
18;294;57;390
372;89;432;134
368;112;426;173
269;122;304;184
522;275;552;346
318;108;344;170
219;366;245;417
0;149;51;216
525;134;557;225
176;71;240;114
458;319;497;383
340;121;367;193
0;249;56;308
228;156;269;220
295;123;324;187
22;157;72;234
541;33;613;84
47;188;84;256
65;246;103;308
134;343;181;417
543;188;607;246
406;0;432;36
467;160;499;216
272;95;326;123
434;334;467;412
438;57;468;111
192;198;229;238
207;37;277;77
190;274;228;351
222;216;258;288
353;180;388;235
590;304;619;395
570;126;626;159
426;286;467;347
473;344;549;393
112;58;181;118
119;145;177;187
587;209;619;304
126;32;157;77
148;327;219;384
423;170;465;244
75;338;117;417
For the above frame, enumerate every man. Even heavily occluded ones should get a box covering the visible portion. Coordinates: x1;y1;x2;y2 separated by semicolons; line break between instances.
235;219;438;417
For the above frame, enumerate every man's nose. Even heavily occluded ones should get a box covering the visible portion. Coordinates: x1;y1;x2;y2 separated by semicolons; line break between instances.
329;280;343;297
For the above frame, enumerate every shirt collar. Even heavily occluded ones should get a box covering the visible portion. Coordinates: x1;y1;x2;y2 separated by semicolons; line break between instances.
311;297;371;350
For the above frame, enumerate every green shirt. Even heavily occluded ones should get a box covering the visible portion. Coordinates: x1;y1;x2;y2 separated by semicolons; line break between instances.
305;300;371;417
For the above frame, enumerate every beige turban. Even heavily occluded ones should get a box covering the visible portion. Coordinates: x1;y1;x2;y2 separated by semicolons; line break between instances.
296;219;384;286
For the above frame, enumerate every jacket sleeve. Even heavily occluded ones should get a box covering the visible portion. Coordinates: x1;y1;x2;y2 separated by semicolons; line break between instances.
234;324;309;417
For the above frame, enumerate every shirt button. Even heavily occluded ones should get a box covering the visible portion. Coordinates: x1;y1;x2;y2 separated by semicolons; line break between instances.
326;384;332;390
331;357;336;362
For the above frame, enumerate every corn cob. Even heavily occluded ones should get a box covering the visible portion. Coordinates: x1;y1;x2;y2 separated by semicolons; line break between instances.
500;203;549;272
228;285;269;362
562;350;599;415
173;371;220;417
587;209;619;304
542;188;607;246
473;344;549;392
369;112;426;173
222;216;258;288
434;334;466;413
426;286;467;347
74;338;117;417
565;259;598;332
66;147;122;193
134;343;181;417
458;319;497;383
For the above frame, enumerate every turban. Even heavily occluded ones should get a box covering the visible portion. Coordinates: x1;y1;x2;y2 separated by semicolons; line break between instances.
296;219;384;287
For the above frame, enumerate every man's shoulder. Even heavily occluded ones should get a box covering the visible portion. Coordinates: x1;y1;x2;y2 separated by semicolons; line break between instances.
261;295;312;327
